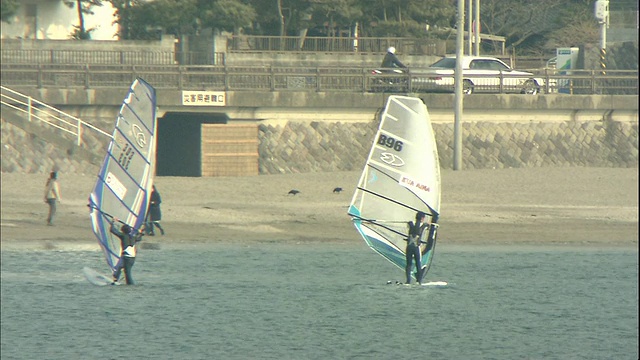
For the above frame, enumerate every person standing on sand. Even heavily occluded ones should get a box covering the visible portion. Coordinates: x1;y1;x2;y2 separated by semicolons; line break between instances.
405;211;429;284
110;217;144;285
146;185;165;236
44;171;61;226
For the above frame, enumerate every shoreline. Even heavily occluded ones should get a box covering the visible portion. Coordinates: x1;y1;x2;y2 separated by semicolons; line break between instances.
1;167;637;252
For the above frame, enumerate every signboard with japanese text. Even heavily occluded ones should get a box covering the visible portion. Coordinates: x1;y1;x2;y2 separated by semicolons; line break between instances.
181;91;226;106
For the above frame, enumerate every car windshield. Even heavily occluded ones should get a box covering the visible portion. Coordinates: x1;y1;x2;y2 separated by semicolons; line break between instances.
429;57;457;69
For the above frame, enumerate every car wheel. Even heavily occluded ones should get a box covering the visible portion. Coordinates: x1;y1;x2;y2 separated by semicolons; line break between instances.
522;80;539;95
463;80;474;95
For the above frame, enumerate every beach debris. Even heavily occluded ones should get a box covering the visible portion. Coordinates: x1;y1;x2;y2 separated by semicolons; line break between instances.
288;189;300;196
333;187;343;193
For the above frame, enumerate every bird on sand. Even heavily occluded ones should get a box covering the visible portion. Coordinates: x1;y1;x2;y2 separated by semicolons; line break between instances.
333;187;343;193
288;189;300;196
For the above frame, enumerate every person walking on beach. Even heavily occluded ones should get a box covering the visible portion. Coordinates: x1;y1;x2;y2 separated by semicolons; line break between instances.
405;211;429;284
44;171;61;226
110;217;144;285
146;185;164;236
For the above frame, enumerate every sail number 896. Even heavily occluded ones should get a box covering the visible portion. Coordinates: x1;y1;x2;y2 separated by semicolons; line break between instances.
378;134;403;152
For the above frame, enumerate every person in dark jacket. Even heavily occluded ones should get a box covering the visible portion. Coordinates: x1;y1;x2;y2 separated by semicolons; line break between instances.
110;218;144;285
147;185;165;236
380;46;407;69
405;211;429;284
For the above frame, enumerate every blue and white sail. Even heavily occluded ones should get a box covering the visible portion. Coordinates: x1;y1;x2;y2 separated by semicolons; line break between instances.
88;78;157;273
348;95;441;281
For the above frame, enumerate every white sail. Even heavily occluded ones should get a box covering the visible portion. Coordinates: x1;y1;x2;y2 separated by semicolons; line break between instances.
348;95;441;280
88;78;157;272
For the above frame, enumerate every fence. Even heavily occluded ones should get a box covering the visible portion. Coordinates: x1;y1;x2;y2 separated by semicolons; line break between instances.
227;34;505;56
1;49;226;66
0;64;637;95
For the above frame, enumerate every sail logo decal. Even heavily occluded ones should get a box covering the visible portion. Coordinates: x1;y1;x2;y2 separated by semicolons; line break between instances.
380;152;405;167
105;171;127;200
131;124;146;148
399;175;431;193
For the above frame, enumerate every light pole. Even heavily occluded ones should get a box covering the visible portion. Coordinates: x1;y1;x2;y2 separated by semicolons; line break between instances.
454;0;465;170
594;0;609;74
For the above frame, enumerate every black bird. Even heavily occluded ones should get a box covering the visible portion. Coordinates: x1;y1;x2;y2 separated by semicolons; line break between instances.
288;189;300;196
333;187;343;193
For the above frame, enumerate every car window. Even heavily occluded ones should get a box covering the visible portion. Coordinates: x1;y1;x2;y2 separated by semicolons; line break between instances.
488;60;509;71
430;57;456;69
470;60;489;70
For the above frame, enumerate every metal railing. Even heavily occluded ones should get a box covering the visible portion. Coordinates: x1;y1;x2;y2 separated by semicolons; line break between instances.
0;64;637;95
0;85;112;145
1;49;226;66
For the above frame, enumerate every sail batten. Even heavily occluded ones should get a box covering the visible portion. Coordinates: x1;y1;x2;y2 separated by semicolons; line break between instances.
348;95;441;281
89;78;157;272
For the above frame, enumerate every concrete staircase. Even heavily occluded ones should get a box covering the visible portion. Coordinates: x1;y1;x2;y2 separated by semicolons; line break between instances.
1;86;112;173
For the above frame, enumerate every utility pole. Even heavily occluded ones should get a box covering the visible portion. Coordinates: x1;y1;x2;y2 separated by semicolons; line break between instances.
474;0;480;56
594;0;609;74
454;0;465;170
467;0;473;55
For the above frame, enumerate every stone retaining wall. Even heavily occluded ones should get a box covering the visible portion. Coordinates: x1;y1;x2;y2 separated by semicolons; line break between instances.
2;116;638;176
258;119;638;174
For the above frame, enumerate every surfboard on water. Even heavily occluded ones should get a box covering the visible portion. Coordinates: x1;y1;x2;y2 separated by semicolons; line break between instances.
87;78;157;283
82;267;117;286
348;95;443;284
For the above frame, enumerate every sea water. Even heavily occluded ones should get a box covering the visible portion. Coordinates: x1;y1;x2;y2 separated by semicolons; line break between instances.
1;243;637;360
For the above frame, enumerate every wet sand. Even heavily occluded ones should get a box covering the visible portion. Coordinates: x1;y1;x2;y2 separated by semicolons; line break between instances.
1;167;637;251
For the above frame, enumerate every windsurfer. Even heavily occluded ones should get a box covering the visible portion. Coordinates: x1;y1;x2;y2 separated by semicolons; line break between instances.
406;211;429;284
110;217;144;285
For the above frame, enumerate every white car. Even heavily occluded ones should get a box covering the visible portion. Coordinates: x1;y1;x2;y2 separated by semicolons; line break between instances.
411;56;545;95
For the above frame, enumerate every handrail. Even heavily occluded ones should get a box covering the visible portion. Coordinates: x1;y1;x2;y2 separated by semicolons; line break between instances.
0;85;113;146
0;64;637;95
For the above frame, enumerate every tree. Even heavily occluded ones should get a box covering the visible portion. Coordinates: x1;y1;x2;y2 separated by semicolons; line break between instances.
198;0;257;33
481;0;599;55
1;0;20;23
64;0;104;39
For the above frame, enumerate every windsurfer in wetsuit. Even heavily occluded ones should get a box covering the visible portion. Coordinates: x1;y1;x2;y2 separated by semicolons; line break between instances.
110;217;144;285
406;211;429;284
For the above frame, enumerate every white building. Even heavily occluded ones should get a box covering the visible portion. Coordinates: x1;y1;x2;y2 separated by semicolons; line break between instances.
1;0;119;40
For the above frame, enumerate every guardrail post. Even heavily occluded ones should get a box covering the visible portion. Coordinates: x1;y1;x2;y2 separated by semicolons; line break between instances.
77;119;82;146
270;65;275;91
85;64;90;89
224;64;229;91
499;71;504;93
591;69;597;94
316;67;321;92
37;64;43;88
27;97;32;122
544;68;550;94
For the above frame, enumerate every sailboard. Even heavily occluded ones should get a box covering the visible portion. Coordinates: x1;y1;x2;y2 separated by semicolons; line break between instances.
348;95;442;283
88;77;157;279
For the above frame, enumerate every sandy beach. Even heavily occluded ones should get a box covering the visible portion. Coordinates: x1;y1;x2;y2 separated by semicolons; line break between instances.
0;167;637;251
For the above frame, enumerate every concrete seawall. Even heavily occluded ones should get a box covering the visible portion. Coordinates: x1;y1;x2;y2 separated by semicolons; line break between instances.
2;112;637;175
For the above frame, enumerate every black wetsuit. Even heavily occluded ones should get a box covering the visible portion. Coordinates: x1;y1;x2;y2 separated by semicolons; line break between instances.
110;222;141;285
406;221;428;284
